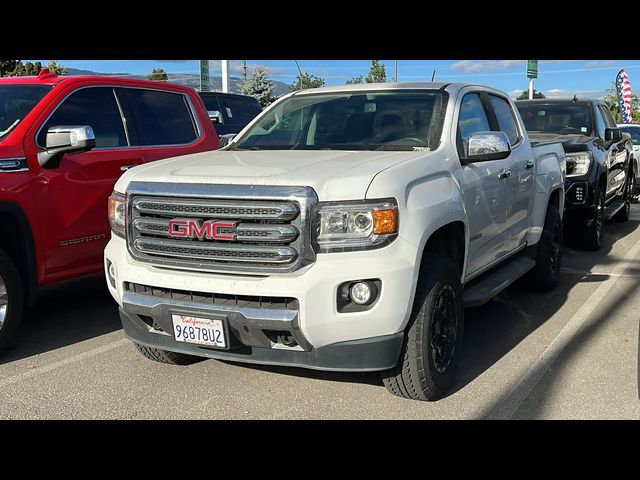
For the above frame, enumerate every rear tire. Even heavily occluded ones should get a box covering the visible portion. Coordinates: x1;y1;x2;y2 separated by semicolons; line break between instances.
527;205;562;291
579;188;605;250
133;342;202;365
381;255;464;401
613;174;634;222
0;248;25;352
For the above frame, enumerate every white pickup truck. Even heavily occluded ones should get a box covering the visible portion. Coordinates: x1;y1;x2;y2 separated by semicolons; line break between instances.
105;82;565;401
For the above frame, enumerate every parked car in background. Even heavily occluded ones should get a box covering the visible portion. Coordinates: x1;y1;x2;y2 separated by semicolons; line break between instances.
197;92;262;136
106;82;565;401
0;69;220;350
517;99;635;250
617;123;640;189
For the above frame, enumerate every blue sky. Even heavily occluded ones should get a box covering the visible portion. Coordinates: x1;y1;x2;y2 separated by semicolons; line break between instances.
34;59;640;99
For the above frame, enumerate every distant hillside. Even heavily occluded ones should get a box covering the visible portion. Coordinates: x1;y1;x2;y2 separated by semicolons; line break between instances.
65;67;290;96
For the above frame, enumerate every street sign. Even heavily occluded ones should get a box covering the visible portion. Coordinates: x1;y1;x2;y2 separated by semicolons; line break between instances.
527;60;538;79
200;60;210;92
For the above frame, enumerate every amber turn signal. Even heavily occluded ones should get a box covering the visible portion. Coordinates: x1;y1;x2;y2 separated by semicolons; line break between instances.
372;208;398;235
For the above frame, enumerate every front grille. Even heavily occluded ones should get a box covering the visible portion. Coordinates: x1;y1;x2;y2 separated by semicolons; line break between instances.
126;183;316;274
125;282;299;310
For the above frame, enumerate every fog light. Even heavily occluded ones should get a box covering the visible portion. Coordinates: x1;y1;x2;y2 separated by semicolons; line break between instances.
350;282;372;305
106;259;116;288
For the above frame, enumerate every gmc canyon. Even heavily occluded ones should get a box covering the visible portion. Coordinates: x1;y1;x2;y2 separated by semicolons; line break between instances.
105;82;565;401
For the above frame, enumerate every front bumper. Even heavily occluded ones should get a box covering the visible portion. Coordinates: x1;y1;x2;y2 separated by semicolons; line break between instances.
563;178;596;231
105;234;418;371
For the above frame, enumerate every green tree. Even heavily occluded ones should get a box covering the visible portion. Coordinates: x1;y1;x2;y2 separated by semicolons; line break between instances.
47;60;66;75
346;75;364;85
603;80;640;123
365;60;386;83
0;60;19;77
8;61;43;76
516;89;546;100
240;66;275;107
290;72;325;91
148;68;168;81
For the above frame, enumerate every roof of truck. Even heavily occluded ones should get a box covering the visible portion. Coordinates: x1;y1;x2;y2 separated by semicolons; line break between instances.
0;70;195;93
290;81;487;96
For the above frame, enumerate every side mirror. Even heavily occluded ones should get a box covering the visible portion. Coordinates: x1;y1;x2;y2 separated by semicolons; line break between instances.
208;110;224;125
218;133;236;149
463;131;511;163
37;125;96;168
605;127;622;142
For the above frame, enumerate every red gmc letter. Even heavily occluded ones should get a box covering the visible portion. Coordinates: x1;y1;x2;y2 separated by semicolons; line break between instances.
168;220;190;237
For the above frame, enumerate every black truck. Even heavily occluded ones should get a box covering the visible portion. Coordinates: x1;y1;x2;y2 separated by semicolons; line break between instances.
517;98;636;249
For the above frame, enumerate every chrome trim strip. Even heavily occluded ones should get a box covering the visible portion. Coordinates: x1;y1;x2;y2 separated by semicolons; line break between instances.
133;237;297;264
131;196;299;220
133;218;299;242
0;157;29;173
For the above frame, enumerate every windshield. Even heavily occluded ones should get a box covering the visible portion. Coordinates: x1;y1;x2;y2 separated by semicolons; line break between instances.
619;126;640;144
517;103;593;136
233;90;448;151
0;85;52;141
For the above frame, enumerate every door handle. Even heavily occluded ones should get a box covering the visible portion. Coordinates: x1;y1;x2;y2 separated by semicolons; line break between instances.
498;169;511;179
120;164;136;171
525;161;535;169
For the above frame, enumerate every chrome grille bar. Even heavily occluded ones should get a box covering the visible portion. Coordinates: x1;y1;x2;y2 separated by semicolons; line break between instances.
132;197;299;220
132;218;299;243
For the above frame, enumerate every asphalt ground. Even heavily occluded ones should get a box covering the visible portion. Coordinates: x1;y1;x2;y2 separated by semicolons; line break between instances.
1;207;639;419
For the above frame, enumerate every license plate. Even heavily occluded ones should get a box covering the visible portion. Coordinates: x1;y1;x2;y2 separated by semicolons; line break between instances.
171;314;227;348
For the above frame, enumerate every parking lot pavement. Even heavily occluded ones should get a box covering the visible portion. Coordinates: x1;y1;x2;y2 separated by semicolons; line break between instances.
1;208;640;420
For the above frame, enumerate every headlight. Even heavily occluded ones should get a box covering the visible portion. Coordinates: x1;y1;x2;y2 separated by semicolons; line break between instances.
565;152;592;177
108;191;126;238
312;199;398;252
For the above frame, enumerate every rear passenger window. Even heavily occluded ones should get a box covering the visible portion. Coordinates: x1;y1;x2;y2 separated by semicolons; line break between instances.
489;95;520;145
38;87;127;148
119;89;197;146
457;93;491;157
220;97;258;125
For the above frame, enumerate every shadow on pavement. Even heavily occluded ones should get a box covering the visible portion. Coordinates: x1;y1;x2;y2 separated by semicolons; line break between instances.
2;209;639;402
0;275;121;364
222;209;640;395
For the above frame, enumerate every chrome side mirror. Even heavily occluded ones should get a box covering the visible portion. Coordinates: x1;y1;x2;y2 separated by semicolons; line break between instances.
208;110;224;125
464;131;511;162
38;125;96;168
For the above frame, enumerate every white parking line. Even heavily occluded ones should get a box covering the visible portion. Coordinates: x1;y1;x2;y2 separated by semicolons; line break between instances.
487;235;640;419
0;339;129;389
561;267;640;278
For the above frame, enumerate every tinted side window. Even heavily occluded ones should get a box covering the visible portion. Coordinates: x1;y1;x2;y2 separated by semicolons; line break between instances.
199;94;221;112
457;93;491;157
119;89;197;146
594;106;607;139
489;95;520;145
220;97;258;126
598;104;616;128
38;87;126;148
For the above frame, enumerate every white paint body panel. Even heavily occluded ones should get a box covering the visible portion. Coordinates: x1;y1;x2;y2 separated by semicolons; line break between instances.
106;82;565;349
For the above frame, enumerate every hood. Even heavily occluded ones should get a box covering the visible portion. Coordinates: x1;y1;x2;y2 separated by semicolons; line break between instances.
527;132;596;150
115;149;428;201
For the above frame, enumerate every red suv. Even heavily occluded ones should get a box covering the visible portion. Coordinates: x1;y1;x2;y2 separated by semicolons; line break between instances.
0;69;220;349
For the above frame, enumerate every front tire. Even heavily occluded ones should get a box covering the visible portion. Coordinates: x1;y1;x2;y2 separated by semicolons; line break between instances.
382;255;464;401
0;248;24;351
527;205;562;291
133;342;202;365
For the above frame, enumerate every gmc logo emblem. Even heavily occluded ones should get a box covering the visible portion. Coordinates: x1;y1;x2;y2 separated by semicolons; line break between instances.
168;219;237;241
